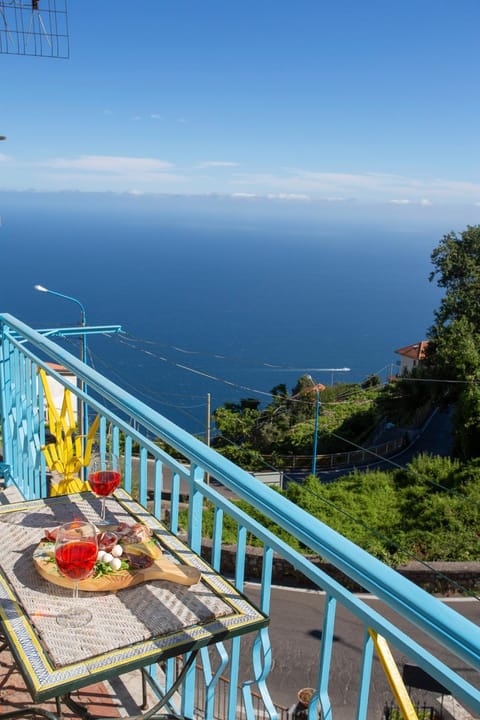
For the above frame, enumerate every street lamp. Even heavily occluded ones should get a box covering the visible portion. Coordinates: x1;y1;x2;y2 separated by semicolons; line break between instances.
34;285;88;442
306;376;326;477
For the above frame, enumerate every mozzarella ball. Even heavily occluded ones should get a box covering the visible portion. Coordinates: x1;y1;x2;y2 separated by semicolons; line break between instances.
111;544;123;557
109;557;122;571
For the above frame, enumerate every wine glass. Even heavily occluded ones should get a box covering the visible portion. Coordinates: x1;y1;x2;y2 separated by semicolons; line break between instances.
88;453;121;521
54;521;98;627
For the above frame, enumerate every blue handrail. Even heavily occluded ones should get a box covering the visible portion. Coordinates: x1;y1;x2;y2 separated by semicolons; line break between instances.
1;312;479;718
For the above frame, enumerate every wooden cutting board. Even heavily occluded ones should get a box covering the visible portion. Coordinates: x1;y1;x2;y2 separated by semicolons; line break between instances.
33;541;201;592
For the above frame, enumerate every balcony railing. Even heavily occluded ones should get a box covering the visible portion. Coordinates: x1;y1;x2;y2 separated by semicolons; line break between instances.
1;312;480;720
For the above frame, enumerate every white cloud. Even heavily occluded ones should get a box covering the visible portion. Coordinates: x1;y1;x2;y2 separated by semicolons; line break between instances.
231;169;480;203
4;149;480;204
231;192;310;202
388;198;433;206
9;154;186;193
45;155;174;175
195;161;239;169
266;193;310;201
235;170;409;195
150;114;162;120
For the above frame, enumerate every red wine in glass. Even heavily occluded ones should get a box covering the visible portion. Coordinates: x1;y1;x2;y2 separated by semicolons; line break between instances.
54;521;98;627
89;470;121;498
88;454;121;520
55;539;98;581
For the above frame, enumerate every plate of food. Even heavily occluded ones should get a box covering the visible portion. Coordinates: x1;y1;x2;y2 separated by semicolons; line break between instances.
33;521;201;592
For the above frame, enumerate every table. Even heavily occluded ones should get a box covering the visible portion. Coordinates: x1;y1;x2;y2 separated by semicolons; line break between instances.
0;489;268;719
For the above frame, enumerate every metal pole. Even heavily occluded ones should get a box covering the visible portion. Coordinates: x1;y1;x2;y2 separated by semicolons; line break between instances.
306;375;325;477
34;285;89;443
205;393;211;485
312;387;319;476
78;308;88;456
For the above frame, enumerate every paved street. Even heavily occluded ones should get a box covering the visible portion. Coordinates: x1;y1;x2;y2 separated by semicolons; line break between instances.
298;405;456;485
361;405;454;472
131;410;472;720
237;583;480;719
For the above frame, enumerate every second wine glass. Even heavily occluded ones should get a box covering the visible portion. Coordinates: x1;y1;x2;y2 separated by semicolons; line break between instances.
88;453;121;521
54;520;98;627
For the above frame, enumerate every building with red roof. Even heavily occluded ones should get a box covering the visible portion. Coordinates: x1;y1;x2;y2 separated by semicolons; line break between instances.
395;341;429;375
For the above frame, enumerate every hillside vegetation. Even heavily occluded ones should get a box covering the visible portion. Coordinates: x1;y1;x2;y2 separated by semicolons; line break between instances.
192;455;480;566
212;377;387;469
203;225;480;564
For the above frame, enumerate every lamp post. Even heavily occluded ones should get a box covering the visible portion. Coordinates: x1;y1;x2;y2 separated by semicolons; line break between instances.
34;285;88;442
306;376;325;477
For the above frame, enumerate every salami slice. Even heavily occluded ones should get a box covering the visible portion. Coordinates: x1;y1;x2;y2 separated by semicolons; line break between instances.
97;531;118;552
123;552;154;569
43;528;58;543
114;522;152;544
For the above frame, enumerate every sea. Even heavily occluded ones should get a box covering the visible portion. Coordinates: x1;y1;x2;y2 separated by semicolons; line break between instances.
0;190;475;436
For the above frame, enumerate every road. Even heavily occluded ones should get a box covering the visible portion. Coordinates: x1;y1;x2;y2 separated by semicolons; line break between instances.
251;409;463;718
362;405;454;472
236;583;480;719
286;405;456;485
137;409;474;718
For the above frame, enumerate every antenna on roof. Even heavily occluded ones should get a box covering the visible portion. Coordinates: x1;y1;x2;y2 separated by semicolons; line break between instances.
0;0;69;58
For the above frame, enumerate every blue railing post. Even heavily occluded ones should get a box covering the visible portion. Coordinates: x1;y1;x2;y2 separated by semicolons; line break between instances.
1;312;480;718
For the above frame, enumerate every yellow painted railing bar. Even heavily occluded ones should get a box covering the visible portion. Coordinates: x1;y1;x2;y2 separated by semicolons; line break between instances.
368;629;419;720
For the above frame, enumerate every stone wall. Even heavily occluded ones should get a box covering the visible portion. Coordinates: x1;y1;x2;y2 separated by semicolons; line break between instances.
195;537;480;595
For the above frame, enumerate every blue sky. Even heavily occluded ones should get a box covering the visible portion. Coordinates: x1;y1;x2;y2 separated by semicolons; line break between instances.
2;0;480;208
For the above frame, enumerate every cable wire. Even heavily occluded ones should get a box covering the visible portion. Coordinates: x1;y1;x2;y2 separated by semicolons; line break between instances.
59;332;480;596
215;431;480;600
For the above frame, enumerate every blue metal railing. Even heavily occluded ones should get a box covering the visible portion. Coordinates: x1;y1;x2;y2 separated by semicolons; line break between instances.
1;312;480;720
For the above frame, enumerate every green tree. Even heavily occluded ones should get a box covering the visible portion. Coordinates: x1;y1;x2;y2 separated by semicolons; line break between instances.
428;225;480;380
361;374;381;389
452;384;480;459
429;225;480;329
212;379;385;467
427;317;480;384
212;405;264;469
427;225;480;456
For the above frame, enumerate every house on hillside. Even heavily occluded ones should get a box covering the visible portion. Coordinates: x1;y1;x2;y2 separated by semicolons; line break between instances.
395;341;429;375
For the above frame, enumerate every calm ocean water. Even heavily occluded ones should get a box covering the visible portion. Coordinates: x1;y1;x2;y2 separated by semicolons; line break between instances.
0;192;445;434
